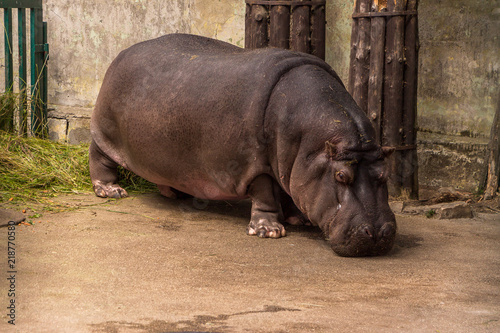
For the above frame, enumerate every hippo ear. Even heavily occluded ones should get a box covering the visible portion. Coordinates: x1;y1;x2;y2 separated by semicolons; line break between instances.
381;146;395;158
325;141;338;158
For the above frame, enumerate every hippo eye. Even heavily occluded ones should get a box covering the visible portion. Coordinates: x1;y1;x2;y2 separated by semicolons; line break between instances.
335;170;349;184
375;168;389;183
378;172;388;182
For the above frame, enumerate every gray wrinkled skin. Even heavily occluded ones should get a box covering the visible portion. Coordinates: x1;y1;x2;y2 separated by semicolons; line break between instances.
89;34;396;257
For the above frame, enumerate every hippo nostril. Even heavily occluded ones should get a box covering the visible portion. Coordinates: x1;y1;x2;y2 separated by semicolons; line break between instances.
379;222;396;238
362;225;374;238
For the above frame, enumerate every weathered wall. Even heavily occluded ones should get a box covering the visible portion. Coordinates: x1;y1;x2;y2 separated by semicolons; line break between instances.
417;0;499;192
325;1;353;82
45;0;244;108
42;0;359;109
418;0;500;137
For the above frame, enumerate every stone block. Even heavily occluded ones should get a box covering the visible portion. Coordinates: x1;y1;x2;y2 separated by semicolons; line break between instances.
67;118;91;145
390;201;404;214
47;118;68;143
438;202;474;219
401;201;474;219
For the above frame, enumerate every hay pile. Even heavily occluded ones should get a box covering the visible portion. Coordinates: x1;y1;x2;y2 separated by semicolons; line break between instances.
0;131;155;201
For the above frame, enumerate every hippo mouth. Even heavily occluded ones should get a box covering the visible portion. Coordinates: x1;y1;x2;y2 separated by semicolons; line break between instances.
327;206;397;257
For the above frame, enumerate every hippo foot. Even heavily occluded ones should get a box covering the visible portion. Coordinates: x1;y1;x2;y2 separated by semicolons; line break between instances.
93;181;128;198
246;217;286;238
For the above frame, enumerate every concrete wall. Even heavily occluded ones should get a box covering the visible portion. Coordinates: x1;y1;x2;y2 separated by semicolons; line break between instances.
43;0;356;110
39;0;244;143
418;0;500;137
416;0;500;192
43;0;354;109
45;0;245;109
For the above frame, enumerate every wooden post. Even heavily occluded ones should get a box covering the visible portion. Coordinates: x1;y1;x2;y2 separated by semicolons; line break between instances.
31;6;47;136
245;3;253;49
2;8;14;132
270;1;290;50
245;2;269;49
402;0;419;198
349;0;419;198
351;0;371;113
383;0;407;196
481;93;500;199
310;2;326;60
18;8;28;136
254;4;269;49
348;0;361;95
246;1;326;60
3;8;13;92
367;0;386;143
291;0;310;54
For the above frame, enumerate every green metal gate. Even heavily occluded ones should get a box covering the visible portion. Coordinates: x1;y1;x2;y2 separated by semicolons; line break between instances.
1;0;48;137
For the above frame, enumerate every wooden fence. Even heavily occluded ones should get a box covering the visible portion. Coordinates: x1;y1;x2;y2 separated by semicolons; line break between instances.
245;0;326;60
1;0;49;137
349;0;419;198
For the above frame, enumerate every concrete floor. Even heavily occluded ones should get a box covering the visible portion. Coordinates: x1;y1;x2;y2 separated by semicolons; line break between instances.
1;193;499;332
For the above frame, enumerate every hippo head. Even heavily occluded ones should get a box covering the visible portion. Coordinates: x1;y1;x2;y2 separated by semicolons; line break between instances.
289;141;397;257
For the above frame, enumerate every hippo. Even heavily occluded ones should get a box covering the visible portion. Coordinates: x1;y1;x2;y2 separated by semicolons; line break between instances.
89;33;396;257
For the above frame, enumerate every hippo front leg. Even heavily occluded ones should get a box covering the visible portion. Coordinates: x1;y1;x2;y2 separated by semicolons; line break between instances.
246;174;286;238
89;140;128;198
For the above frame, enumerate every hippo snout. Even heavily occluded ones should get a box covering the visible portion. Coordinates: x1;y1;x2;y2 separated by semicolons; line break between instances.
329;221;397;257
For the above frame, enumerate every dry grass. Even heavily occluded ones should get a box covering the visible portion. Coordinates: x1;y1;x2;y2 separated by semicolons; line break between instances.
0;131;156;203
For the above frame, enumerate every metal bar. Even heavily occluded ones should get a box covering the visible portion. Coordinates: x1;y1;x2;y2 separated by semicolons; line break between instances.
394;145;417;151
42;20;48;132
30;6;36;131
0;0;43;9
31;6;45;137
18;7;27;135
4;8;13;92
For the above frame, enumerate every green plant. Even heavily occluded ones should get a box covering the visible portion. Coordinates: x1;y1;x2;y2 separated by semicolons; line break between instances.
0;92;17;132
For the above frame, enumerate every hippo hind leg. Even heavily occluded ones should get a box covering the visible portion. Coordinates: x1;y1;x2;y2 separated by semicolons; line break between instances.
89;140;128;198
246;174;286;238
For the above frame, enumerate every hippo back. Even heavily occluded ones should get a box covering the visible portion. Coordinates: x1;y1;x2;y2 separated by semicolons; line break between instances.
90;34;343;198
